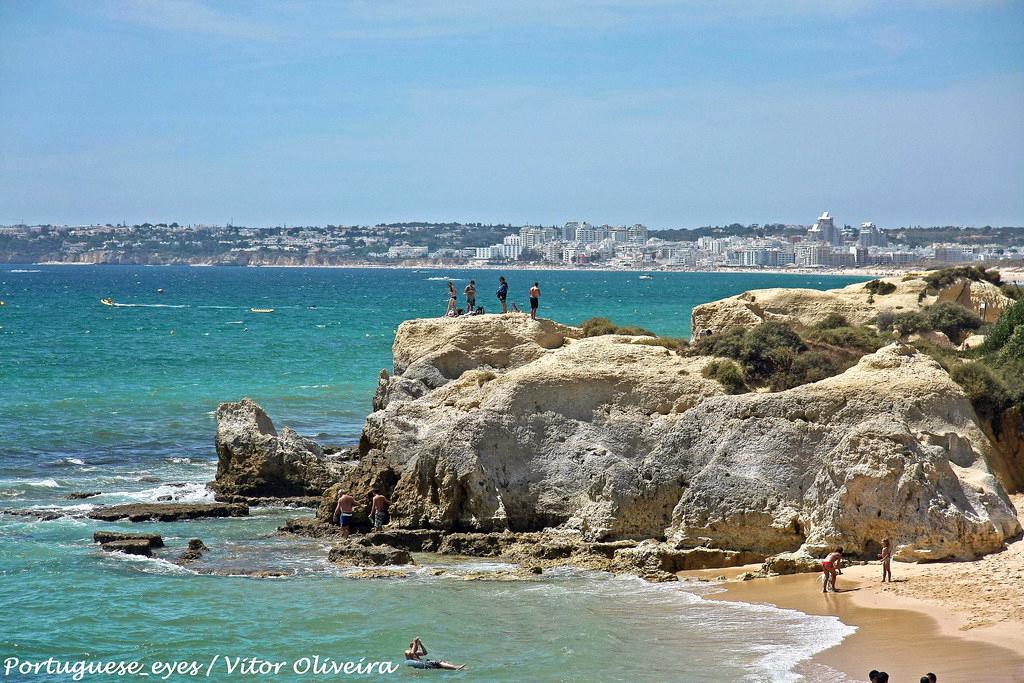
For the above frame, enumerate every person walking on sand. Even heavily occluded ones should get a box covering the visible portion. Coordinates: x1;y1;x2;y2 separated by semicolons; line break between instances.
370;490;390;529
529;282;540;320
404;637;465;670
879;537;892;582
820;547;844;592
496;276;508;313
464;280;476;314
333;492;356;537
445;281;457;316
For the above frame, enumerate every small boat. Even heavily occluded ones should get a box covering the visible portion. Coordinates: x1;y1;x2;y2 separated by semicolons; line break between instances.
250;307;275;313
156;288;165;294
638;275;654;280
100;298;115;306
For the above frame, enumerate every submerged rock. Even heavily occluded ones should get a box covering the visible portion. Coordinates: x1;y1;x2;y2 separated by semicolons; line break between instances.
211;398;337;498
177;538;209;563
66;491;102;500
87;502;248;522
99;539;153;556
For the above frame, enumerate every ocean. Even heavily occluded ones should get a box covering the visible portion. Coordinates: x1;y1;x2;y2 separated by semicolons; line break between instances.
0;265;870;682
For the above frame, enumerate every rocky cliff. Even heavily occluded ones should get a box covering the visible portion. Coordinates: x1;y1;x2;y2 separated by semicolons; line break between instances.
313;313;1020;563
691;274;1013;338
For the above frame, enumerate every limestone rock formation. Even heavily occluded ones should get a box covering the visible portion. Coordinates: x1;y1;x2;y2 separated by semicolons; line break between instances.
690;274;1014;338
343;315;1019;562
212;398;337;497
93;531;164;547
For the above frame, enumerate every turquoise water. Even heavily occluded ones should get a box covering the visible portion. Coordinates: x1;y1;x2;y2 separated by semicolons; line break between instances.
0;265;868;682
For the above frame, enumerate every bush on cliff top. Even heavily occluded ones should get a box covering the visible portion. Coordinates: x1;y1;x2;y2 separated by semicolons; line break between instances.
701;359;747;394
580;317;655;338
923;265;1002;290
863;279;897;296
876;302;982;342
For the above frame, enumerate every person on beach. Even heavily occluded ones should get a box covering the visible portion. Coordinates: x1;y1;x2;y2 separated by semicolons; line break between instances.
464;280;476;313
496;276;508;313
529;282;540;320
926;673;937;682
820;546;844;592
869;671;879;682
404;637;465;670
875;673;889;683
370;490;390;529
879;537;892;582
333;492;356;537
445;281;457;316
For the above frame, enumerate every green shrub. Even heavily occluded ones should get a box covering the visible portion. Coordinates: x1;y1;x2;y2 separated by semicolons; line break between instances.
923;266;1001;290
923;302;983;340
999;283;1022;300
864;279;897;296
949;362;1011;423
580;317;654;338
879;302;981;341
770;350;853;390
983;299;1024;353
702;359;747;394
815;313;850;330
632;336;689;352
804;325;886;354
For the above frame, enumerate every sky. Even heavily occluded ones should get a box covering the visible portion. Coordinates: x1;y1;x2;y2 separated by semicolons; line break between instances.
0;1;1022;229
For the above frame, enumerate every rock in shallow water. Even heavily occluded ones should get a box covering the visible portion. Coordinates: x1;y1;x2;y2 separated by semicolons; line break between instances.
177;538;209;563
99;539;153;556
210;398;338;498
93;531;164;547
66;491;102;500
87;503;248;523
327;541;413;567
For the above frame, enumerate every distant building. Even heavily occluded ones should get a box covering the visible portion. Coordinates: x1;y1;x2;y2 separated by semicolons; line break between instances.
856;222;888;248
807;211;843;247
387;245;428;259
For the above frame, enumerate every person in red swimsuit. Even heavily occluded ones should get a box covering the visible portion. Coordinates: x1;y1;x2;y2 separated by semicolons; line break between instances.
821;547;844;592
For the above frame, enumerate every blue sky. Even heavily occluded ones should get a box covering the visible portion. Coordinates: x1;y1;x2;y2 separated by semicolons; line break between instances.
1;1;1022;228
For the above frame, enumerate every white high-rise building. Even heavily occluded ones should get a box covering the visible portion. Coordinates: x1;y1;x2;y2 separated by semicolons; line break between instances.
807;211;842;246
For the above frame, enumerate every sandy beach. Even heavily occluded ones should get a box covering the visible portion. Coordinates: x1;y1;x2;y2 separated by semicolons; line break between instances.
683;493;1024;682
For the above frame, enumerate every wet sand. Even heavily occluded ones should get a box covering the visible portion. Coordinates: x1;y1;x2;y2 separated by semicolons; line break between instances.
700;565;1024;682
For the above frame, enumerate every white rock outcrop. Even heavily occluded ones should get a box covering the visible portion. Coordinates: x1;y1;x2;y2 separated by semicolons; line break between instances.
350;314;1019;562
690;274;1014;338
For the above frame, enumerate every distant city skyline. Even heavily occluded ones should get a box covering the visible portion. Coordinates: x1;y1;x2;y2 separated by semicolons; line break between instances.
1;1;1022;228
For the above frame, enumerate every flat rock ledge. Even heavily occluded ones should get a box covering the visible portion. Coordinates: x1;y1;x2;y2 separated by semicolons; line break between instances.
87;502;248;523
93;531;165;547
327;540;414;567
283;520;764;581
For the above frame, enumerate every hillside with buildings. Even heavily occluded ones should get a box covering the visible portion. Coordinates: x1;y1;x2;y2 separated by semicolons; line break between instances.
1;214;1022;270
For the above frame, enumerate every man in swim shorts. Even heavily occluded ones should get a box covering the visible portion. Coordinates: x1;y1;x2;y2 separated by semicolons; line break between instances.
496;276;508;313
464;280;476;313
821;546;844;592
529;281;540;320
333;491;355;537
370;490;390;529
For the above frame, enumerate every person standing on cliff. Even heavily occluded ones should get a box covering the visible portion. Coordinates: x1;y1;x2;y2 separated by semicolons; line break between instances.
529;282;540;320
496;276;508;313
464;280;477;314
334;492;356;537
370;490;390;529
445;281;457;316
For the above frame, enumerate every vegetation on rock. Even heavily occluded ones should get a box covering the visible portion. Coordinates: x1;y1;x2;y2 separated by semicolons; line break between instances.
863;279;897;295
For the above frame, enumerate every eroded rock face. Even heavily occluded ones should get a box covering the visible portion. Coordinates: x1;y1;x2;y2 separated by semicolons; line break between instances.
87;502;248;522
690;274;1014;338
212;398;337;497
348;315;1019;562
327;541;413;567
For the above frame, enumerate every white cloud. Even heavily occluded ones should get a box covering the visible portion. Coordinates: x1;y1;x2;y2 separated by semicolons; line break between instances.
89;0;281;40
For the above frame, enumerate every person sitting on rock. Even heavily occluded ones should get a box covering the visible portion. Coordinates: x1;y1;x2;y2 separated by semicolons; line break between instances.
370;490;390;529
821;547;844;592
333;492;355;537
404;637;465;670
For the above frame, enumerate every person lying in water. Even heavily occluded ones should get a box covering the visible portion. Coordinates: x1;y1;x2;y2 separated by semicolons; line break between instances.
404;637;465;670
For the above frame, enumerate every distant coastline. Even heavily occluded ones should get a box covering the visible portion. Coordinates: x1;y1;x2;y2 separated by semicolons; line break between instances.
23;259;1024;282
